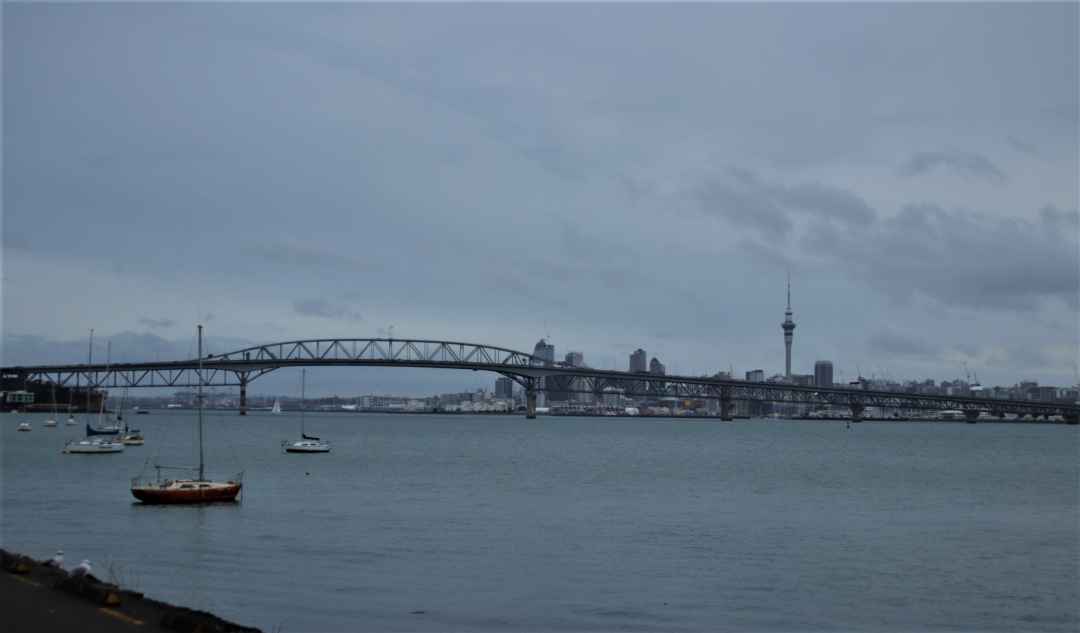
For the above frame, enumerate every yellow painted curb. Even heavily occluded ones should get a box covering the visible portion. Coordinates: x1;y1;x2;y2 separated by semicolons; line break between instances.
99;607;144;626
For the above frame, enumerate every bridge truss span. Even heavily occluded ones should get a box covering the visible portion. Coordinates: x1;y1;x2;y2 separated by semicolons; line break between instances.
2;336;1077;421
213;338;543;369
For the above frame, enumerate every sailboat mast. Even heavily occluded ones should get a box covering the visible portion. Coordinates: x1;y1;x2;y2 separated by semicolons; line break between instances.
86;328;94;413
99;341;111;423
197;325;204;482
300;369;306;436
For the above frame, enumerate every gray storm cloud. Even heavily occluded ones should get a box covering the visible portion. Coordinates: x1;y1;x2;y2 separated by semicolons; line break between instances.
899;150;1008;184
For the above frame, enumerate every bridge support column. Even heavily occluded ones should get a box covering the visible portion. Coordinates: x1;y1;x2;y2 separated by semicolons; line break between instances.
238;375;248;416
719;387;734;421
849;401;865;424
524;386;537;416
964;409;979;424
525;381;537;420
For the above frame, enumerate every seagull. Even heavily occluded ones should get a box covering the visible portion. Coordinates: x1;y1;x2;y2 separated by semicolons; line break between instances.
46;549;64;568
72;559;92;577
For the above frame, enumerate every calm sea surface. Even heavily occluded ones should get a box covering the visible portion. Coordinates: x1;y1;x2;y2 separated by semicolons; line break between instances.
2;411;1077;632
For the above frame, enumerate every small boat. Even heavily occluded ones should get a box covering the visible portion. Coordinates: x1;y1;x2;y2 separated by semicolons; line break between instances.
283;436;331;453
121;429;144;445
136;409;150;415
17;422;31;432
120;421;144;445
86;422;120;436
63;438;124;454
65;416;77;426
282;369;331;454
44;385;59;427
131;325;242;504
271;399;282;415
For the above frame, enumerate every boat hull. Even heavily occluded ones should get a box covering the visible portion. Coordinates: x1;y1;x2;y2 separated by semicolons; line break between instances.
131;481;241;504
284;445;331;453
64;442;124;454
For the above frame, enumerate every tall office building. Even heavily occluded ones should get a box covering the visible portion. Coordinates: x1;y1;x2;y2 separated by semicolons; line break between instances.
746;369;765;382
781;276;796;378
814;361;834;387
533;339;555;364
630;348;647;373
649;357;666;376
495;376;514;399
565;351;585;367
532;338;555;407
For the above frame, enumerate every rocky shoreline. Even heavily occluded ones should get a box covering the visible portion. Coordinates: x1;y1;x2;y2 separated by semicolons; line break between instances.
0;548;260;633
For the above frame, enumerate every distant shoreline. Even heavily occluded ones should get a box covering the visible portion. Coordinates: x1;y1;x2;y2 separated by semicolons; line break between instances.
57;408;1077;424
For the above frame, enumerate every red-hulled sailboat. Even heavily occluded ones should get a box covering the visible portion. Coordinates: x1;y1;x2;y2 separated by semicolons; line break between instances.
131;325;242;504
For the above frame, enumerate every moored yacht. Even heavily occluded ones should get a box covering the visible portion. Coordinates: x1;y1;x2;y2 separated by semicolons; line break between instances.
282;369;331;454
130;325;242;504
63;437;124;454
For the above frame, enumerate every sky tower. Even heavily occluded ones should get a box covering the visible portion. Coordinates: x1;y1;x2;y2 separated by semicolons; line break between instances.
782;275;796;378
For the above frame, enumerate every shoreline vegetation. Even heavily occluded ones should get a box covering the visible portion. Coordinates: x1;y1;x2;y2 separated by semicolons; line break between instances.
0;548;259;633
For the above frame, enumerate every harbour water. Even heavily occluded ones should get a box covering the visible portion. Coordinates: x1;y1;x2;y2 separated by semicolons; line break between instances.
2;411;1077;632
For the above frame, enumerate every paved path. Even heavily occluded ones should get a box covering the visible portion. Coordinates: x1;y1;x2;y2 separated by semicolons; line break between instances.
0;551;259;633
0;569;167;633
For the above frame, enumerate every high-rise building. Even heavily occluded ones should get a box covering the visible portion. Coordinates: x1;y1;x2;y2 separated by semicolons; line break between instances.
533;339;555;364
565;351;585;367
746;369;765;382
814;361;834;387
649;357;666;376
494;376;514;399
781;275;796;378
532;338;555;407
630;349;647;373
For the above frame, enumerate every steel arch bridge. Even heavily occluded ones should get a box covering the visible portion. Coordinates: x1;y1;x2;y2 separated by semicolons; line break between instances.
3;336;1078;423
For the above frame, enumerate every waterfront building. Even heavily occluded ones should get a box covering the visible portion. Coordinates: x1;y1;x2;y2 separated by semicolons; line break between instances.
781;276;796;378
745;369;765;382
649;357;666;376
630;349;647;373
565;351;584;367
814;361;834;387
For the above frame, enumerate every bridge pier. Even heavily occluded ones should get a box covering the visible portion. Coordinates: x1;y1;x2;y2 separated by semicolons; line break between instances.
719;399;734;421
964;409;979;424
849;401;865;424
238;375;247;416
525;383;537;420
719;387;734;421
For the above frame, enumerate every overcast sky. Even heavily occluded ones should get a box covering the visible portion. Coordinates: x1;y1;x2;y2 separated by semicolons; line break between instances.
3;3;1078;396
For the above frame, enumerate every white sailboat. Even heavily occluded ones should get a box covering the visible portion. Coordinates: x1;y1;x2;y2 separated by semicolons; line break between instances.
65;331;124;454
271;399;282;414
282;369;330;453
45;385;58;427
63;437;124;454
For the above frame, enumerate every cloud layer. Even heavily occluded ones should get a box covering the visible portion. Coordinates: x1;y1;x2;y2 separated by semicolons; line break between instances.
3;3;1077;391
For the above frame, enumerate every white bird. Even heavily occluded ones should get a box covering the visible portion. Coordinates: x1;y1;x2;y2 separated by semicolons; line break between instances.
72;559;92;577
46;549;64;568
